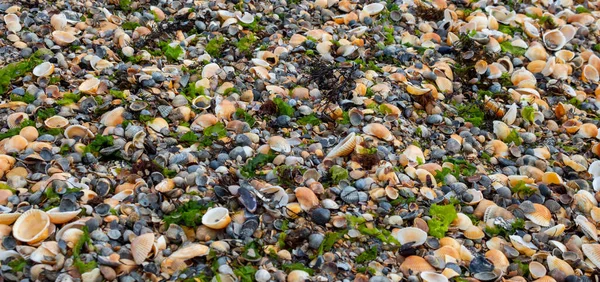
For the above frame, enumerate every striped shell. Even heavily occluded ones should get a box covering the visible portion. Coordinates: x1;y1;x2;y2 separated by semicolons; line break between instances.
325;132;360;159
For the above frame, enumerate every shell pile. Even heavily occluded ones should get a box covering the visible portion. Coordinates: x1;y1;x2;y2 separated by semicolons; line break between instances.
2;0;600;281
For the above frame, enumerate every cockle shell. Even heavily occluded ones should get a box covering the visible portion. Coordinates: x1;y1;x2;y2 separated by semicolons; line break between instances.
12;209;52;245
363;123;394;141
394;227;427;246
45;207;81;224
33;62;55;77
201;207;231;229
131;232;155;265
325;132;360;159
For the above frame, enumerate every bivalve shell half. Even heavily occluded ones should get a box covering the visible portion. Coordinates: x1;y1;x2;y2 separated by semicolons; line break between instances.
12;209;52;245
64;125;94;139
326;132;360;159
33;62;55;77
547;255;574;276
46;207;81;224
131;232;155;265
363;123;394;141
0;212;21;225
575;215;598;241
201;207;231;229
363;3;385;16
44;115;69;129
543;29;566;51
400;256;435;276
268;136;291;154
524;203;552;227
79;77;101;95
421;271;449;282
529;261;547;279
582;244;600;269
295;187;319;211
52;31;76;46
394;227;427;246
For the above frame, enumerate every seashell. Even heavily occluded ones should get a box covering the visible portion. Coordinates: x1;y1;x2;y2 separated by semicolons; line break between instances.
547;255;574;276
590;160;600;178
12;209;52;245
583;65;599;83
4;14;21;32
131;232;155;265
7;112;29;129
287;270;310;282
562;119;582;134
168;243;209;261
0;212;21;225
582;244;600;269
5;135;28;153
155;179;175;193
493;121;511;141
202;207;231;229
544;224;565;237
44;115;69;129
511;68;536;89
485;249;509;272
50;13;67;30
525;43;548;62
576;123;598;138
524;203;552;227
575;215;598;241
79;77;101;94
406;82;432;95
326;132;360;159
64;125;94;139
394;227;427;246
543;29;566;51
363;3;384;16
191;95;211;110
33;62;55;77
400;256;435;276
268;136;291;154
503;103;518;125
453;213;474;231
509;235;538;256
528;60;547;73
295;187;319;211
147;117;169;132
464;225;485;240
402;145;425;166
523;21;540;38
529;261;547;279
421;272;449;282
46;207;81;224
363;123;393;141
52;31;76;46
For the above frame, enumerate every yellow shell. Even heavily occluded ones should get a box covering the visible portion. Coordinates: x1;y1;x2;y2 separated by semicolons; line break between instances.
12;209;52;245
201;207;231;229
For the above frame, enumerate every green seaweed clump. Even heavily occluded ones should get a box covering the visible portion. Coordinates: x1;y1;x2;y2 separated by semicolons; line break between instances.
83;135;114;156
164;201;213;227
205;36;225;58
329;165;349;184
297;114;322;126
510;181;536;196
355;246;378;263
72;226;97;274
240;151;277;178
234;265;256;282
503;129;522;145
456;104;484;127
0;49;48;95
273;97;295;117
427;204;458;238
281;263;314;275
521;106;535;123
500;41;527;56
7;257;26;272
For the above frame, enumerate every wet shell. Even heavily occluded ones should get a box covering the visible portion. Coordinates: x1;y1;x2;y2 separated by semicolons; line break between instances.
44;115;69;129
33;62;55;77
582;244;600;269
394;227;427;246
524;203;552;227
268;136;291;154
400;256;435;276
295;187;319;211
12;209;51;245
326;132;360;159
547;255;574;276
131;233;155;265
46;207;81;224
201;207;231;229
363;123;393;141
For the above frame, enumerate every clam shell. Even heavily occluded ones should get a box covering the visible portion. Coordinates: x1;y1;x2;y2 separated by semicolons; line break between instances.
44;115;69;129
421;271;449;282
543;29;566;51
509;235;538;256
46;207;81;224
529;261;547;279
400;256;435;276
201;207;231;229
79;77;101;95
453;213;474;231
464;225;485;240
485;249;509;272
12;209;52;245
363;3;385;16
7;112;29;129
363;123;393;141
582;244;600;269
33;62;55;77
64;125;94;139
326;132;360;159
575;215;598;241
52;31;76;46
547;255;574;276
50;13;67;30
4;14;21;32
131;232;155;265
524;203;552;227
168;243;209;261
295;187;319;211
268;136;291;154
0;212;21;225
394;227;427;246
